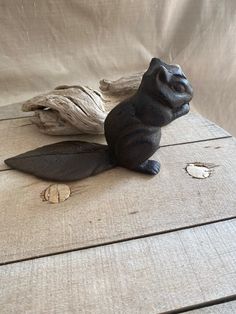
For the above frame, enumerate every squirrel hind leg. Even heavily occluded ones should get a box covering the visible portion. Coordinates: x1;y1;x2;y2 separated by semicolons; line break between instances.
114;138;160;171
132;160;161;175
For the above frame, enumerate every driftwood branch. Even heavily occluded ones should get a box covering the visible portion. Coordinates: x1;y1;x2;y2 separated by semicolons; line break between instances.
22;73;143;135
99;72;142;97
22;85;107;135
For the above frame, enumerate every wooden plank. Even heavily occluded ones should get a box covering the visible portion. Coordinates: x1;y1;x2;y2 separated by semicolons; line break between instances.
0;137;235;264
0;112;230;171
0;101;230;144
161;111;230;145
0;117;103;171
0;220;235;313
0;102;32;121
188;301;236;313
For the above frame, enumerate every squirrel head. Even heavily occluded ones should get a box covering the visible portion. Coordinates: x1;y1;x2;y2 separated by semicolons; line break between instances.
139;58;193;109
135;58;193;127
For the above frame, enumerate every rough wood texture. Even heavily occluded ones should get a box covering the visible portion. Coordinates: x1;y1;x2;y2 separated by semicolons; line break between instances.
0;137;235;263
99;72;142;97
0;73;142;122
0;112;230;171
22;85;107;135
0;72;140;121
0;103;235;313
0;102;32;120
0;118;106;171
189;301;236;313
0;220;235;313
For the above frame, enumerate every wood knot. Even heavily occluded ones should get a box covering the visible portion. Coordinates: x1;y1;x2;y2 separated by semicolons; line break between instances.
41;184;71;204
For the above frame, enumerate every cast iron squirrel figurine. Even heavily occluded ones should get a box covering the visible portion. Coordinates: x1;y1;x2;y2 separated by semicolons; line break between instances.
5;58;193;181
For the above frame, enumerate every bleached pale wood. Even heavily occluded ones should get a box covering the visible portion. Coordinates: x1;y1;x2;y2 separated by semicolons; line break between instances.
188;301;236;313
0;111;230;171
22;85;107;135
0;220;235;314
0;73;141;121
0;137;235;263
99;72;142;97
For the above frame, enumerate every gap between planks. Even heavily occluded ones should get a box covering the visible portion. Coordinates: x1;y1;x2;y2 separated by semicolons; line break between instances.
0;137;235;264
161;296;236;314
160;135;232;148
0;216;235;267
0;111;231;171
0;115;32;122
185;300;236;314
0;220;235;313
0;135;232;173
0;102;32;121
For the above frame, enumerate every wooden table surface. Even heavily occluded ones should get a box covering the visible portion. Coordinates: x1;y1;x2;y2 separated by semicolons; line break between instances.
0;103;235;314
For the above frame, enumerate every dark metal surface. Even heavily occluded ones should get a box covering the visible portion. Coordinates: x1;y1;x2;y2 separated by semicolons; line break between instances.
104;58;193;174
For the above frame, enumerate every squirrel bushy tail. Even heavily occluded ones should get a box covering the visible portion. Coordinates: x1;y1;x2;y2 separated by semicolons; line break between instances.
5;141;115;182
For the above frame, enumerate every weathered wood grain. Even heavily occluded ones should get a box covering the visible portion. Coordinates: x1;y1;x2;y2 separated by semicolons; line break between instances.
0;118;104;171
188;301;236;314
0;102;32;121
0;220;235;314
161;111;230;145
0;112;230;171
0;137;235;264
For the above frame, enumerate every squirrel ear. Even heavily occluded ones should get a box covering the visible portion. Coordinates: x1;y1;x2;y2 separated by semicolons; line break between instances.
144;58;162;76
157;65;171;83
150;58;161;66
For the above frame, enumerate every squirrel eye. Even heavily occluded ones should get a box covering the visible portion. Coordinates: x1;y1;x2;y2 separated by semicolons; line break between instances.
173;83;185;93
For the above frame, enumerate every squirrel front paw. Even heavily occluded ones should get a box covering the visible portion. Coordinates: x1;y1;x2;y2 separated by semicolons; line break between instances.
173;103;190;119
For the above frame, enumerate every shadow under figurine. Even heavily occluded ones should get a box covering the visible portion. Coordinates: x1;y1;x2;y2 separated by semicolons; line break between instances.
5;58;193;181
